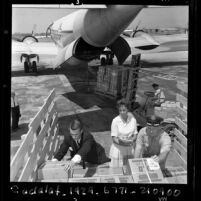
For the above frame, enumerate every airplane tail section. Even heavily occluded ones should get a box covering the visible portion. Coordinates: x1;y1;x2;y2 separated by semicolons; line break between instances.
31;24;37;36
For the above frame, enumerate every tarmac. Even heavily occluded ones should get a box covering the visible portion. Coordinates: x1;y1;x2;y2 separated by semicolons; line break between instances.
11;36;188;161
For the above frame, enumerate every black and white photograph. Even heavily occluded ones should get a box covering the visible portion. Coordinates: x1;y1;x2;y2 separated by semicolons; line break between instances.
10;4;189;186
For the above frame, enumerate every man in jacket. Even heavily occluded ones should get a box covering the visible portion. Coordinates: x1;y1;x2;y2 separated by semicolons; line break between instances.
52;117;110;171
11;91;21;132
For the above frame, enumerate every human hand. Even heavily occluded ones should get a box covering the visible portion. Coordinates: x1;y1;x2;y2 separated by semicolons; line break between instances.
119;137;133;146
129;134;137;142
51;158;58;162
151;155;159;163
64;160;75;173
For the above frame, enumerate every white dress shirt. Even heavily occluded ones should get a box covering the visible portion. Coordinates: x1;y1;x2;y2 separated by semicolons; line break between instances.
111;112;138;139
71;139;82;163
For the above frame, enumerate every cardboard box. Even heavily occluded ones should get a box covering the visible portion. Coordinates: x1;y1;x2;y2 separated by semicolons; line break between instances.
131;173;166;183
100;176;119;183
117;176;134;183
40;178;68;182
69;177;101;183
128;159;147;175
97;167;123;176
151;178;168;183
144;158;164;181
73;164;123;178
72;168;91;178
37;161;72;180
128;158;165;183
132;173;151;183
165;166;187;177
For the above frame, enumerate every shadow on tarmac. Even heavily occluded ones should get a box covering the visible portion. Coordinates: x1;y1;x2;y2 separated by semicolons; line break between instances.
11;123;29;140
140;60;188;68
58;108;117;135
11;58;187;141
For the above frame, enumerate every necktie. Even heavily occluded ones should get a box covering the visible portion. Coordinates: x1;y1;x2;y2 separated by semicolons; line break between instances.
76;140;80;148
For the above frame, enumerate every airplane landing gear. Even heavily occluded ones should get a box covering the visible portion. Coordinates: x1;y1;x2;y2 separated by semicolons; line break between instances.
100;50;114;66
32;61;37;73
108;57;113;65
100;57;106;66
21;54;39;73
24;61;29;73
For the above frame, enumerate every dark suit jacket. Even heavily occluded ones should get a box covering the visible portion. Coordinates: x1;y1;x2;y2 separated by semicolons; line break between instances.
54;128;110;164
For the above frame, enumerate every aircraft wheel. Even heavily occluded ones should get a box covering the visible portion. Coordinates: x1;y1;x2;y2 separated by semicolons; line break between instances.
100;57;106;66
24;61;29;73
32;61;37;73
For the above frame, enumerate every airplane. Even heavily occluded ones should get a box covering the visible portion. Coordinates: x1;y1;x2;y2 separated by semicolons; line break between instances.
12;5;188;73
12;24;47;73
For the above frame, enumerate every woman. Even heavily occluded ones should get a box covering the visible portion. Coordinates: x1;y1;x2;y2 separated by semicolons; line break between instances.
109;99;138;167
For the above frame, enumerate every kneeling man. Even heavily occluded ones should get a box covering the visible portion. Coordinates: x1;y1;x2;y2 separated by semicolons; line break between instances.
52;117;110;171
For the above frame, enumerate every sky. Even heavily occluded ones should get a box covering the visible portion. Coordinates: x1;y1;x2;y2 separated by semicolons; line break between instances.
12;5;188;34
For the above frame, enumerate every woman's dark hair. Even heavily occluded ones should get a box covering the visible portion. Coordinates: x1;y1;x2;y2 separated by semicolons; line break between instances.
69;117;83;131
117;99;130;110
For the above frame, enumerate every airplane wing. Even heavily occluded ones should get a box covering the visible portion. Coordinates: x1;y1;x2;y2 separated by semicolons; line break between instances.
124;33;188;55
12;40;57;55
12;39;58;69
122;5;188;54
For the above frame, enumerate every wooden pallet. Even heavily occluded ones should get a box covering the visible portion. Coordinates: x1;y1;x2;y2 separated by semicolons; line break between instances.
37;161;71;180
176;105;187;120
126;88;137;102
175;117;187;134
131;54;141;67
172;82;187;170
172;123;187;170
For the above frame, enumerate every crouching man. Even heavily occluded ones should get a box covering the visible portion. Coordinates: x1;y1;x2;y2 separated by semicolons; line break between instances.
52;117;110;172
134;115;171;170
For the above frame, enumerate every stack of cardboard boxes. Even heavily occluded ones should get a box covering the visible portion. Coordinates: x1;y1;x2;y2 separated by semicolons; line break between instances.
37;158;166;183
127;158;166;183
96;54;141;109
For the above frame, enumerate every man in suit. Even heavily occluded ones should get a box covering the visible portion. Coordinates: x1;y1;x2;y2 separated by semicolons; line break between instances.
11;91;21;132
52;117;110;171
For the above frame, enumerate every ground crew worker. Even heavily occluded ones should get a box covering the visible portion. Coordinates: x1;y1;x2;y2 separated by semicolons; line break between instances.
134;115;171;170
151;83;165;106
11;91;21;132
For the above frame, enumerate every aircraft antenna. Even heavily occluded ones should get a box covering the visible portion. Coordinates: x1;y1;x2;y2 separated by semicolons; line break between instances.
132;20;141;37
